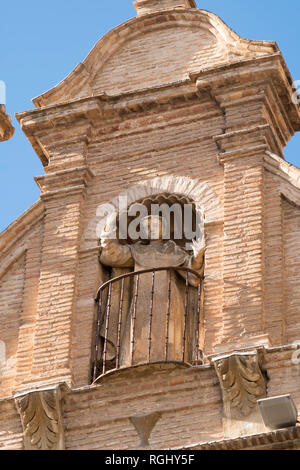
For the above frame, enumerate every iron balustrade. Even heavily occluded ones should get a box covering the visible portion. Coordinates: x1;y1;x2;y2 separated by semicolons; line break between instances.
92;266;204;384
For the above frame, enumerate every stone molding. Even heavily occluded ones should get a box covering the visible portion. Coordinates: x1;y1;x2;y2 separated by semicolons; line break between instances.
15;383;68;450
83;175;223;249
35;165;94;200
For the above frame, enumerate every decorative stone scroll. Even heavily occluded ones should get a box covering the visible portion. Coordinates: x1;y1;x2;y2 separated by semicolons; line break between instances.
213;351;267;420
15;384;66;450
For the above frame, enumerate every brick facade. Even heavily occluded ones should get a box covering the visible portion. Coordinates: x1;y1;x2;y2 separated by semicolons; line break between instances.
1;0;300;450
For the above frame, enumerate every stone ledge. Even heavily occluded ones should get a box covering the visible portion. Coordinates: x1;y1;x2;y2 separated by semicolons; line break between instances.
175;426;300;450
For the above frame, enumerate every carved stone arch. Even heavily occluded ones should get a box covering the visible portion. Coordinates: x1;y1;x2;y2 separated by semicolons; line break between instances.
83;175;222;247
115;176;223;225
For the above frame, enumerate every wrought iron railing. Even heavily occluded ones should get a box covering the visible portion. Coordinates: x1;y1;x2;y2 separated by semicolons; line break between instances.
91;267;204;384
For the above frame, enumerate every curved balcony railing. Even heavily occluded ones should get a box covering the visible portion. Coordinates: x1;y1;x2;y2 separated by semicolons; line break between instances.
91;266;204;384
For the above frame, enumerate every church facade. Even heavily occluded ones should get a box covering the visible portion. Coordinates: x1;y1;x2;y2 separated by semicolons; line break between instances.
1;0;300;450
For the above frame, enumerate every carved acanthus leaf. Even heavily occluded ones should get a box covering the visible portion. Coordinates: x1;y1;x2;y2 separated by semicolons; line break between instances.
15;385;65;450
214;352;267;419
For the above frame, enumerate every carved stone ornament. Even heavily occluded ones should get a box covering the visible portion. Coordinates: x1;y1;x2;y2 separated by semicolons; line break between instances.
15;384;66;450
213;351;267;420
130;412;162;449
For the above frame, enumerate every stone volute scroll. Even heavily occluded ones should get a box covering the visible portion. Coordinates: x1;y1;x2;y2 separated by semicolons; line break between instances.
212;351;267;437
15;384;67;450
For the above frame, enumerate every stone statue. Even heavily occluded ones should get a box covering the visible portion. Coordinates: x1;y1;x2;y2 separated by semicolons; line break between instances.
99;215;205;371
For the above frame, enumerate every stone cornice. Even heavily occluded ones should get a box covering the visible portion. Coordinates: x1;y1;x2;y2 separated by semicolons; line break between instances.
19;53;296;132
192;53;300;134
16;52;300;166
35;165;94;200
0;105;14;142
16;81;208;165
16;80;198;133
215;125;277;161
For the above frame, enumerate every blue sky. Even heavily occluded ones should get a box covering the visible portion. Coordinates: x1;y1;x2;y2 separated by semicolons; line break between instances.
1;0;300;232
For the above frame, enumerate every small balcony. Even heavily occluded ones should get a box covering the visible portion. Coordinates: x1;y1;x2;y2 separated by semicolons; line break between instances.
91;266;204;384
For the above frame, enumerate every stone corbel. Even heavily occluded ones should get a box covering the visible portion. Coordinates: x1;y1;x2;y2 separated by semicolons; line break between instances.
212;350;267;437
15;383;68;450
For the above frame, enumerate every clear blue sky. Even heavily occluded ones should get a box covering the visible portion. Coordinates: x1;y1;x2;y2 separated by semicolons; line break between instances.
1;0;300;233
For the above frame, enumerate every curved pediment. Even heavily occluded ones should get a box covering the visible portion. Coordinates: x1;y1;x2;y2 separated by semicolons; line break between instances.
33;8;277;108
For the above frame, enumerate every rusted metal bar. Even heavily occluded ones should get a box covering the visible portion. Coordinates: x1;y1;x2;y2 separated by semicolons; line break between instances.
148;270;156;363
196;279;202;362
102;283;112;375
198;277;205;363
131;274;140;366
182;270;189;362
93;266;204;383
92;290;103;383
116;277;125;369
95;266;202;301
165;268;172;361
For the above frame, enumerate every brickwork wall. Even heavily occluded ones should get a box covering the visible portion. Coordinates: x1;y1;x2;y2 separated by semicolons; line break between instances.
64;365;223;450
283;197;300;344
73;99;225;385
92;25;222;95
0;255;25;396
1;347;300;450
222;154;265;343
263;171;284;345
0;398;23;450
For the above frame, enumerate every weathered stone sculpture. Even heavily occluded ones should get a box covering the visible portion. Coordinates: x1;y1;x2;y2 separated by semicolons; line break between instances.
99;215;205;369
